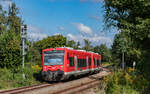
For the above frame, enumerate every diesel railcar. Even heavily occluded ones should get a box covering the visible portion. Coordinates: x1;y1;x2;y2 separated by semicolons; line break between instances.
41;47;102;81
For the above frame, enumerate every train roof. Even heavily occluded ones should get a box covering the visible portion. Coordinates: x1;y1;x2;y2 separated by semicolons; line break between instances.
43;47;101;56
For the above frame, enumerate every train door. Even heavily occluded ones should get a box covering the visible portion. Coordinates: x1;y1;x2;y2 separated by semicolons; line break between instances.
100;59;102;67
86;56;89;69
74;56;77;71
95;57;97;68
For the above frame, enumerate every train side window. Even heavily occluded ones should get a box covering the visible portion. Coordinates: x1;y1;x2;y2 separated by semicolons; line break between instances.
78;59;87;67
94;58;96;66
89;58;91;66
83;59;86;67
69;57;74;67
85;59;87;67
97;59;100;66
78;59;80;67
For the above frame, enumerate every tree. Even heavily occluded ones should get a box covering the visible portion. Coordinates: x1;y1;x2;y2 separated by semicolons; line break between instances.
94;44;111;62
66;40;76;48
76;41;81;49
0;31;21;68
112;32;142;68
7;3;22;35
104;0;150;72
66;40;81;49
34;35;66;53
82;39;93;51
112;32;128;69
0;3;23;68
0;5;6;34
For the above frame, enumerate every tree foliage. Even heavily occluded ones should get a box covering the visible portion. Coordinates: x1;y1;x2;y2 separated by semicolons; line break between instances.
7;3;22;35
82;39;93;51
0;31;21;68
34;35;66;53
0;3;22;68
94;44;111;62
0;5;7;34
104;0;150;73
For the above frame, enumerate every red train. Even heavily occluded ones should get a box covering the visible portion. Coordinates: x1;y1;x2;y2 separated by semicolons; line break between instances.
41;47;102;81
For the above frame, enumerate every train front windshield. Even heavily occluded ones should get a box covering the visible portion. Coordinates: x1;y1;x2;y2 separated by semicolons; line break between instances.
44;50;64;65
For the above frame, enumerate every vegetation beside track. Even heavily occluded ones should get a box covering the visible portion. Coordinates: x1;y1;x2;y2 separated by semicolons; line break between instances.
0;65;42;89
95;67;150;94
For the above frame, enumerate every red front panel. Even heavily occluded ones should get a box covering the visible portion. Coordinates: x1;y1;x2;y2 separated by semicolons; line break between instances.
42;48;65;72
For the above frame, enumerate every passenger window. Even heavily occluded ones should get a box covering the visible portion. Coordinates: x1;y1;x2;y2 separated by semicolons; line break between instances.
78;59;87;67
69;57;74;67
97;59;100;66
89;58;91;66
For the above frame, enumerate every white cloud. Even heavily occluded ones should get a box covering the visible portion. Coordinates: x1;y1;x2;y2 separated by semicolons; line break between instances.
0;0;12;8
48;0;104;3
72;23;92;34
67;33;112;47
92;0;104;2
67;33;81;41
58;26;65;31
92;15;102;22
80;0;104;3
53;33;62;36
69;22;113;47
27;25;47;41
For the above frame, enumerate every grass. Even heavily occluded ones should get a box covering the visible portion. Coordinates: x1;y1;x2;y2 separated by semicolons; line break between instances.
102;62;114;67
0;65;42;89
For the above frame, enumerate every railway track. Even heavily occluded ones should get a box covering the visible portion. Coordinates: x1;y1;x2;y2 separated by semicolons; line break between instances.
52;79;100;94
0;68;111;94
0;83;57;94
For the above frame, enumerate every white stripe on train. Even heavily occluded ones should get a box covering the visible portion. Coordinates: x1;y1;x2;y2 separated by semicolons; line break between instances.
64;68;102;75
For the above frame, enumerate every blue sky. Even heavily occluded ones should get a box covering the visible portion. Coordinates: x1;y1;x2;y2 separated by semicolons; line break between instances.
0;0;118;47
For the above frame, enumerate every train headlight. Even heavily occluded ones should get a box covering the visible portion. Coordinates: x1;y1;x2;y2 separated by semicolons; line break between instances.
44;66;46;69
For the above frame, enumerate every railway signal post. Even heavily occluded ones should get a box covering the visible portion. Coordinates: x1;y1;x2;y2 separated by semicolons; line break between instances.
21;24;27;79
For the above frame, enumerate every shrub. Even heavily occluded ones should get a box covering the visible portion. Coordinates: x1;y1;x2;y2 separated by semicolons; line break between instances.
0;66;42;89
104;68;149;94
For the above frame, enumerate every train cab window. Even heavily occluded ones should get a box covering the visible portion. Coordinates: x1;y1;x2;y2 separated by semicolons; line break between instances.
69;57;74;67
44;50;64;65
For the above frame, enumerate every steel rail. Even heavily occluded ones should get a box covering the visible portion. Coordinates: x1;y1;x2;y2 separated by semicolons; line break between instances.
0;83;53;94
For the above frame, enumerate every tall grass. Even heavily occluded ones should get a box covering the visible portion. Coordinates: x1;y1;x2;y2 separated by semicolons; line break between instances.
0;65;42;89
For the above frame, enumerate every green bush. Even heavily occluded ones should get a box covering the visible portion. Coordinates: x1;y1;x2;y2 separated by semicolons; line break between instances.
104;68;149;94
0;66;42;89
0;31;22;68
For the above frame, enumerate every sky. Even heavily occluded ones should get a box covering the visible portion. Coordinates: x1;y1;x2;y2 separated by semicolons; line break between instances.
0;0;118;47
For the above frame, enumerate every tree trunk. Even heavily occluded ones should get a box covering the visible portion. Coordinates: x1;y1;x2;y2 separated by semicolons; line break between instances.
122;52;125;70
